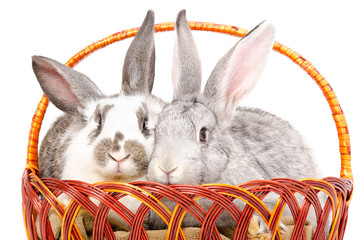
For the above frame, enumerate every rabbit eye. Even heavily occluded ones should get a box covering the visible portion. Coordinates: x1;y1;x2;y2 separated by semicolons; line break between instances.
142;116;149;130
141;116;151;137
199;127;208;143
97;114;102;128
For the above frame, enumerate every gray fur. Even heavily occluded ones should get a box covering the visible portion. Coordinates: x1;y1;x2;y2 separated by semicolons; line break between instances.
124;140;148;176
88;104;114;143
122;10;155;95
147;11;319;231
172;10;202;101
38;114;78;179
139;104;153;138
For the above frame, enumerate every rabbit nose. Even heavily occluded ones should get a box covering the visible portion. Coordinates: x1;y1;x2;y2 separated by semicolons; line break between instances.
159;165;178;175
108;152;130;162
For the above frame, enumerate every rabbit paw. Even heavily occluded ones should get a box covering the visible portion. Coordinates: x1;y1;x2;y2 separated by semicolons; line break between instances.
247;216;288;239
276;221;287;234
247;216;271;240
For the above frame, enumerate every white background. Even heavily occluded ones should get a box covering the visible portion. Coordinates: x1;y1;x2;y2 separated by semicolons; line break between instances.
1;0;360;238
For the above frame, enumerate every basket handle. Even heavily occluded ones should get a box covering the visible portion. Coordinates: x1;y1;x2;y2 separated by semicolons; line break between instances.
26;21;352;182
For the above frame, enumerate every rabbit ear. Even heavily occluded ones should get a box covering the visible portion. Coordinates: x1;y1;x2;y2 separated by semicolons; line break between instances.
204;21;275;122
122;10;155;96
32;56;103;116
172;10;202;101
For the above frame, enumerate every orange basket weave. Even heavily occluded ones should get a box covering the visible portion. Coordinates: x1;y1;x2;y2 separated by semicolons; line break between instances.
22;21;353;240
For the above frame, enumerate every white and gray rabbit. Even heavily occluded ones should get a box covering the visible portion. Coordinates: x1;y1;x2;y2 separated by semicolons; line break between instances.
147;10;321;236
33;10;164;230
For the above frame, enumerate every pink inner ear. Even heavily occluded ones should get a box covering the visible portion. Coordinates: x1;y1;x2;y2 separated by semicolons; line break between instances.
58;77;82;107
41;66;82;112
223;46;259;106
222;26;275;108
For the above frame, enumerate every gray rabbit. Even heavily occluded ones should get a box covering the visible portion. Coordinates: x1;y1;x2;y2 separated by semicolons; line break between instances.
147;10;320;236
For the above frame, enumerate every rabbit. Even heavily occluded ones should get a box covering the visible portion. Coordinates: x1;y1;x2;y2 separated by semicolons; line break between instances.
146;10;322;237
33;10;165;234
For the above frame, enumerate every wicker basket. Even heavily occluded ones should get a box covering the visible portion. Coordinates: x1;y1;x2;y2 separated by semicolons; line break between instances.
22;21;353;240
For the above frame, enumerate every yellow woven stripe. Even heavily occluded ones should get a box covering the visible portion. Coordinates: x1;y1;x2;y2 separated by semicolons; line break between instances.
301;178;337;218
269;197;285;239
202;183;271;224
327;193;344;240
167;203;188;240
62;202;83;240
29;174;65;218
99;182;173;225
101;182;187;239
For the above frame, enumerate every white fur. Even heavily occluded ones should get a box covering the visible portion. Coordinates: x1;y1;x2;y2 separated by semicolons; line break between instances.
37;93;164;236
62;95;154;183
50;94;160;230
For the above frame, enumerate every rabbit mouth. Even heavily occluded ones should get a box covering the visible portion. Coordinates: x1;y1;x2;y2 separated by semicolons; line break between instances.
108;153;131;162
107;153;131;174
159;166;178;185
116;164;122;173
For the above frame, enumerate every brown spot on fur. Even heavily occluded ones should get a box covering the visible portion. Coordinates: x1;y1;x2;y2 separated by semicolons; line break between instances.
88;104;114;143
124;140;148;173
112;132;124;152
94;138;112;167
136;103;151;138
115;132;124;141
112;144;121;152
94;132;125;165
136;104;146;130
